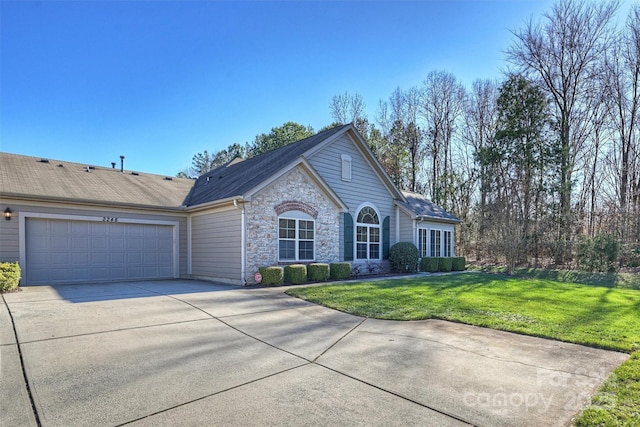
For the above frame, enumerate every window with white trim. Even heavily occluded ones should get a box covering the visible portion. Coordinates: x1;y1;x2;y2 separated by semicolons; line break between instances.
418;228;428;258
356;206;380;260
444;230;452;257
341;154;352;181
278;211;315;261
430;229;441;257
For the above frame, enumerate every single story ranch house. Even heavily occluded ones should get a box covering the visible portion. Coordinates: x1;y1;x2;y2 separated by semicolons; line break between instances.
0;124;460;286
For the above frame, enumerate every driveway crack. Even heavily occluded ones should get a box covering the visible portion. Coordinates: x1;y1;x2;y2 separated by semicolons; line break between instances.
312;317;367;362
116;363;310;426
2;294;42;427
314;362;479;426
165;293;312;363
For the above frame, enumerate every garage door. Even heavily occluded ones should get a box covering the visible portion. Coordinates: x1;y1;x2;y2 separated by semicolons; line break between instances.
26;218;175;284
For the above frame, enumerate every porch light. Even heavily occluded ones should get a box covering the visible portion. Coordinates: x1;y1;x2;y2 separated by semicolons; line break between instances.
4;207;12;220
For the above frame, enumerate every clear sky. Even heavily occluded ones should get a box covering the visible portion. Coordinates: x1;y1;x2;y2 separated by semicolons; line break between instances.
1;0;565;177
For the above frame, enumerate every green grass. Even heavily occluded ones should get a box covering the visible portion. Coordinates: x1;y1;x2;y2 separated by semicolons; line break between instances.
287;272;639;351
575;351;640;426
470;265;640;290
286;272;640;426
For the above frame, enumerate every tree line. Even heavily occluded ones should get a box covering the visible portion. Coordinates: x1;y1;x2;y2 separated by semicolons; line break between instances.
180;0;640;271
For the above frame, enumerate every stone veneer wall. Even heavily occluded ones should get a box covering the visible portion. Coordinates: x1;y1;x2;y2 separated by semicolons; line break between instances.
244;167;341;284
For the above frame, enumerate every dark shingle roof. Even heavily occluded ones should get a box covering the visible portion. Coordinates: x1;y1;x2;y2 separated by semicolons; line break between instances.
0;152;194;208
399;190;461;223
184;124;350;206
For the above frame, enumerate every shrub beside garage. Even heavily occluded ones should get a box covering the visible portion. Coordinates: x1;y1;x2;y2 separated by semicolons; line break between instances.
0;262;21;292
258;266;284;286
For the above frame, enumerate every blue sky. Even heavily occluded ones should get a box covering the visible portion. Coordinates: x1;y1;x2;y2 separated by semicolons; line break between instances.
1;0;564;176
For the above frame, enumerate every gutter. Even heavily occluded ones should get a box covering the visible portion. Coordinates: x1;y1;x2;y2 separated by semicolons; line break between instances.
416;215;462;224
183;195;245;213
0;193;187;213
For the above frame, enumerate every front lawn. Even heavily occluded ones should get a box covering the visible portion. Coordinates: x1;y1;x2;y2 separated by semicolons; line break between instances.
287;272;639;352
286;272;640;425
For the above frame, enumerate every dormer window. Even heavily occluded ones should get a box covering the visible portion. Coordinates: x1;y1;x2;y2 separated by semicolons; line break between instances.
341;154;352;182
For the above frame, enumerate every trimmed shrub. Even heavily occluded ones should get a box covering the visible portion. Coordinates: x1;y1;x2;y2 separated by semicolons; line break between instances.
0;262;21;292
451;257;466;271
284;264;307;285
330;262;351;280
420;257;439;273
437;257;452;272
258;266;284;286
389;242;419;273
308;263;330;281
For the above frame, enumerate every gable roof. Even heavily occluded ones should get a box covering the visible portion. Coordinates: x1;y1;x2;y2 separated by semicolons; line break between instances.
185;124;351;207
397;190;461;223
1;124;410;213
0;152;194;209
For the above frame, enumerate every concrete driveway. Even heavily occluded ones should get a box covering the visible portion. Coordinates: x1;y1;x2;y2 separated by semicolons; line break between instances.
1;280;628;427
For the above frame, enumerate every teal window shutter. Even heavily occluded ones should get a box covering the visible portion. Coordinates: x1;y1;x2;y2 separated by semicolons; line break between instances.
344;212;354;261
382;216;390;259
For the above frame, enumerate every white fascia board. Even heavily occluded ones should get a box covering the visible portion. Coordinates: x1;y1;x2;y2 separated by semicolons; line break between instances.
416;216;462;225
184;196;244;214
0;192;187;213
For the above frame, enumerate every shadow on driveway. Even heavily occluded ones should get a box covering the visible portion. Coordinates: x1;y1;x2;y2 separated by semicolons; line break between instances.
2;279;630;427
14;279;238;303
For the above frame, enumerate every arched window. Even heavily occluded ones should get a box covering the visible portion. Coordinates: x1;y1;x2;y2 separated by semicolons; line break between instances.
356;205;380;260
278;210;315;262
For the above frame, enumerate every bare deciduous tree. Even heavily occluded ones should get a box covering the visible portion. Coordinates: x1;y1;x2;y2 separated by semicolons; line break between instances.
420;70;466;210
603;4;640;244
329;91;369;137
506;0;619;264
463;79;499;258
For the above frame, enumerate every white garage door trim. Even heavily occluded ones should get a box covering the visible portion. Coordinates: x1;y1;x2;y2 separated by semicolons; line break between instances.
19;212;180;284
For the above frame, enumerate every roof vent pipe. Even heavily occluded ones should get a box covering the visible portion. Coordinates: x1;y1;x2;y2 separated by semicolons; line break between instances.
111;162;116;169
120;155;125;173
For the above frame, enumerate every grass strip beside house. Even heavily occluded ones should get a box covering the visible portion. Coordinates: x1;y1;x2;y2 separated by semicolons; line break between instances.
286;272;640;425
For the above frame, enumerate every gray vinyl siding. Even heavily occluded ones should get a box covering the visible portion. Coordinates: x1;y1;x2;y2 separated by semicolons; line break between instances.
308;134;397;259
190;208;242;284
0;209;19;262
399;212;415;244
0;201;188;277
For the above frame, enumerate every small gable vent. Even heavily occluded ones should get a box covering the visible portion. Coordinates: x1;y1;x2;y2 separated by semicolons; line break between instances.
131;172;139;176
57;164;64;168
38;159;49;163
164;177;173;181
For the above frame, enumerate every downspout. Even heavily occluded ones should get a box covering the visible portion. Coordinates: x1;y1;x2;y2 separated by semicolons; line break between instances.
416;217;424;257
395;205;400;244
412;218;417;247
187;214;192;276
234;199;246;285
